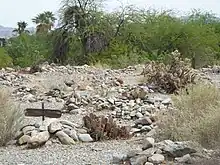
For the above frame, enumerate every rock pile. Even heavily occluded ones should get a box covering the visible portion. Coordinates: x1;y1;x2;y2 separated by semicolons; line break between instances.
16;119;94;148
112;138;211;165
62;85;172;120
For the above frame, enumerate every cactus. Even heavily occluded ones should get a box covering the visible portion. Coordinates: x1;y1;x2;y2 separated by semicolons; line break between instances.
83;113;131;141
142;50;197;94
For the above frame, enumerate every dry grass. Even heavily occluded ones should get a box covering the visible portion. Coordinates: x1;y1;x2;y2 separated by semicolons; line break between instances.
158;83;220;149
0;88;23;146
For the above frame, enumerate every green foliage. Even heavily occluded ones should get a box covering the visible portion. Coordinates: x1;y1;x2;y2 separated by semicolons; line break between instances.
12;21;29;35
0;48;13;68
5;33;52;67
89;38;148;68
1;6;220;69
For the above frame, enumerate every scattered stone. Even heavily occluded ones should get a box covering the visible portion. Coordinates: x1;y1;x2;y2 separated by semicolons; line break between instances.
78;134;93;142
148;154;165;164
142;137;155;150
27;131;50;148
18;135;31;145
135;117;153;126
144;162;153;165
175;154;192;163
22;126;36;135
48;121;63;134
55;131;75;145
156;140;197;157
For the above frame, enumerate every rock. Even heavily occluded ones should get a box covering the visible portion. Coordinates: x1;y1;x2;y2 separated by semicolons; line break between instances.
130;128;141;134
48;121;62;134
78;134;93;142
45;140;53;146
175;154;192;163
141;126;152;132
22;126;36;135
63;86;73;92
136;112;143;118
67;103;79;110
112;153;127;164
55;131;75;145
38;118;58;131
146;129;156;137
126;149;142;158
142;137;155;150
63;128;79;141
59;120;79;128
31;130;39;137
131;87;148;99
135;117;153;126
156;140;197;158
107;98;115;104
69;108;82;115
18;135;31;145
130;111;136;117
148;154;165;164
144;162;153;165
139;147;157;157
161;98;172;105
27;131;50;148
77;128;88;134
133;156;148;165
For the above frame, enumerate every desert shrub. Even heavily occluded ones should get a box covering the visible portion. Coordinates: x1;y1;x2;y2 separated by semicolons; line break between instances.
158;83;220;149
83;113;131;141
142;50;197;94
0;88;24;146
0;48;13;68
5;33;52;67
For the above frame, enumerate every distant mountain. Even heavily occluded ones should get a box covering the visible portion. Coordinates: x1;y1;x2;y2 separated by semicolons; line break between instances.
0;25;35;38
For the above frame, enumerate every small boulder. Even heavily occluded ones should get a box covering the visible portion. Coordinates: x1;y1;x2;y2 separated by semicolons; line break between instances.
56;131;75;145
78;134;93;142
27;131;50;148
48;121;62;134
18;135;31;145
148;154;165;164
142;137;155;150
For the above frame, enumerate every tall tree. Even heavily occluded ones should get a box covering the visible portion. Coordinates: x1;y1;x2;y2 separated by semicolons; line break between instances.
32;11;57;33
12;21;29;35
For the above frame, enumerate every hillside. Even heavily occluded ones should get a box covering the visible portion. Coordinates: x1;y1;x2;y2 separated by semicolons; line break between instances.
0;25;35;38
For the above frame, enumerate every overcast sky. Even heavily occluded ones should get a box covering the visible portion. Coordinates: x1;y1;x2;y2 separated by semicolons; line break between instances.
0;0;219;27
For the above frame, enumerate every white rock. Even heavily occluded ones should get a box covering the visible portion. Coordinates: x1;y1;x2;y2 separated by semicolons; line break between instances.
148;154;165;164
78;134;93;142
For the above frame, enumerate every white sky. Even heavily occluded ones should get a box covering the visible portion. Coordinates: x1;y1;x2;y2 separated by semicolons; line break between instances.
0;0;219;27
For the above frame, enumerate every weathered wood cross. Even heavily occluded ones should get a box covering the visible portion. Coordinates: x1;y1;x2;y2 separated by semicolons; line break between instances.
25;102;62;121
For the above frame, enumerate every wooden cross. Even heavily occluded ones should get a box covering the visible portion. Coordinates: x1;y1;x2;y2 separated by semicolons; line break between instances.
25;102;62;121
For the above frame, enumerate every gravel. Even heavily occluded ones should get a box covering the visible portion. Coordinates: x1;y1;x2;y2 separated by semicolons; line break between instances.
0;140;140;165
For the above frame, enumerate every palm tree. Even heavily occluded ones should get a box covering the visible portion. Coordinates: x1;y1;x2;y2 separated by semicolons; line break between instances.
13;21;30;35
32;11;56;33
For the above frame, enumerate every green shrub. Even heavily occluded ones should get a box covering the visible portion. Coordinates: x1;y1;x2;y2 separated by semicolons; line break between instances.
5;33;52;67
0;48;13;68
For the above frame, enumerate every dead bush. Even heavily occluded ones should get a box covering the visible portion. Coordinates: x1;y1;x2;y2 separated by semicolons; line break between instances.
142;50;197;94
83;113;131;141
158;83;220;149
0;88;23;146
